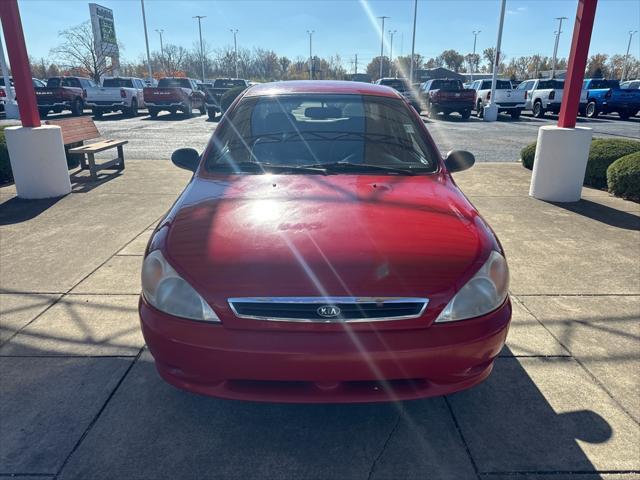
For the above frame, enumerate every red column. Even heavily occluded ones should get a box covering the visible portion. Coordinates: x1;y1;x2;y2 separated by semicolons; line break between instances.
0;0;40;127
558;0;598;128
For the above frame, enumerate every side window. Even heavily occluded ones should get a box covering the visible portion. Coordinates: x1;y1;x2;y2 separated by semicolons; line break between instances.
517;81;528;90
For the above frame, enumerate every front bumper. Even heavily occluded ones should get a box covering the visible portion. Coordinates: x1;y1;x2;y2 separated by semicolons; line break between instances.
140;297;511;403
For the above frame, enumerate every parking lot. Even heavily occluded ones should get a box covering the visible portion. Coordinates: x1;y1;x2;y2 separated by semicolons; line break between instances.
4;108;637;163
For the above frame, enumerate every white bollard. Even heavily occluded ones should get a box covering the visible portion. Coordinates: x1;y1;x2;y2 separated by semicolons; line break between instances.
4;102;20;120
483;103;498;122
5;125;72;199
529;125;593;202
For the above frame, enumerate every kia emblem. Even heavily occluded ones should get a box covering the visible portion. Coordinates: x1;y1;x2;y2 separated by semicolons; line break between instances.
317;305;341;318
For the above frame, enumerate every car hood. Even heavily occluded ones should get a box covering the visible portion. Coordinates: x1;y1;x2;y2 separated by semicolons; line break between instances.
162;173;494;330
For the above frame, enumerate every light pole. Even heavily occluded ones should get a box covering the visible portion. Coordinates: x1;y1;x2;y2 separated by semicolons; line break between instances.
377;16;389;80
471;30;481;80
193;16;206;82
155;29;164;73
551;16;567;79
484;0;506;122
230;29;239;78
140;0;153;83
621;30;638;81
409;0;417;84
388;29;397;77
307;30;314;80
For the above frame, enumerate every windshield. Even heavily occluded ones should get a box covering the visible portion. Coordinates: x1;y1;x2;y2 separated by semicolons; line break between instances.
538;80;563;89
378;79;409;92
213;79;247;88
103;78;134;88
588;79;618;89
431;80;461;90
204;94;438;175
158;78;191;88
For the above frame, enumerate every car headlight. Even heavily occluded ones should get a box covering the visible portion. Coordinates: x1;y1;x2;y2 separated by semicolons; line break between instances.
141;250;220;322
435;251;509;323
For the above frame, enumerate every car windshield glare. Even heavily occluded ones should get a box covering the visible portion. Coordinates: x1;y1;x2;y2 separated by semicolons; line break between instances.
204;94;438;175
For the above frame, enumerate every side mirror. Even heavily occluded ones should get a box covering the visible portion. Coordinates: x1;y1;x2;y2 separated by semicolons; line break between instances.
171;148;200;172
444;150;475;173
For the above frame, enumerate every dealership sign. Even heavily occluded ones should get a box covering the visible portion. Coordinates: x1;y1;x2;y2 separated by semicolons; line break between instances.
89;3;120;73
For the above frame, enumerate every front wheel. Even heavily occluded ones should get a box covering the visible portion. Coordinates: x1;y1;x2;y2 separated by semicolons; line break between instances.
586;101;599;118
92;108;103;118
510;108;522;120
207;109;218;120
532;101;545;118
148;107;159;118
476;100;484;118
38;108;49;119
619;110;631;121
460;109;471;120
126;98;138;117
71;98;84;116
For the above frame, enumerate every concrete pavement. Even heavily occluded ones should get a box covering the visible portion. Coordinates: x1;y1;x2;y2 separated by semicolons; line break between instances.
0;161;638;479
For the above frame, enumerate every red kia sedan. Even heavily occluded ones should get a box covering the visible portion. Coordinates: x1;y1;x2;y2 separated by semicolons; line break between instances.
139;81;511;403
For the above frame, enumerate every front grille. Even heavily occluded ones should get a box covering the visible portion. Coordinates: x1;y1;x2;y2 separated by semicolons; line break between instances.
228;297;429;322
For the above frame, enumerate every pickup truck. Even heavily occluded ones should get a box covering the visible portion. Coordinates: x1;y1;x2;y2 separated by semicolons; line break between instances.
35;76;97;117
1;77;46;112
516;78;588;118
202;78;250;119
583;78;640;119
86;77;147;117
143;77;206;117
418;78;475;119
467;79;526;119
374;77;421;112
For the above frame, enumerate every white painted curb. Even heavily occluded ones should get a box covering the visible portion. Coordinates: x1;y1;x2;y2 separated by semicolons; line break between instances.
5;125;72;199
529;125;593;202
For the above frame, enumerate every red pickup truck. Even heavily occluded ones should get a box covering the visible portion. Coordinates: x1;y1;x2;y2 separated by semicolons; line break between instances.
419;78;475;120
143;77;206;117
35;76;92;117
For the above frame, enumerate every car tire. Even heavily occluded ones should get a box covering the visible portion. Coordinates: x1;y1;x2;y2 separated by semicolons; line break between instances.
38;108;49;119
92;108;103;118
207;109;217;121
127;98;138;117
532;101;545;118
476;100;484;118
71;98;83;116
619;110;631;121
148;108;159;118
460;110;471;120
510;108;522;120
586;101;599;118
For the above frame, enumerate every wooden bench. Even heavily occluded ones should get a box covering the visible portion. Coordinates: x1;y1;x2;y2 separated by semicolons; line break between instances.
45;117;127;180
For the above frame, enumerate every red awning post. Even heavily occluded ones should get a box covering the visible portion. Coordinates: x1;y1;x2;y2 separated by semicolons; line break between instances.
558;0;598;128
0;0;40;127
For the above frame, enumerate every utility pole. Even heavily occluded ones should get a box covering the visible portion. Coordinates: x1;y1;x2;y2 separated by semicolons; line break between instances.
621;30;638;81
471;30;481;81
377;16;389;80
155;29;164;73
193;16;206;82
355;53;358;75
551;16;567;79
409;0;417;84
230;29;239;78
140;0;153;83
484;0;506;122
307;30;315;80
389;29;397;77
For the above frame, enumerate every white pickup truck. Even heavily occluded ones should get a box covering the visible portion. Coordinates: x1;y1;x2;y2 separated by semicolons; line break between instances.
467;79;526;119
517;78;589;117
85;77;147;117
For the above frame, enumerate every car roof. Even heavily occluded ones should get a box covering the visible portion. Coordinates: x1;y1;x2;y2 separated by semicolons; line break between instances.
244;80;402;99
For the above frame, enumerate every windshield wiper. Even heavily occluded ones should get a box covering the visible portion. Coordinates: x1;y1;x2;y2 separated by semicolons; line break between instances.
211;161;327;175
302;162;424;175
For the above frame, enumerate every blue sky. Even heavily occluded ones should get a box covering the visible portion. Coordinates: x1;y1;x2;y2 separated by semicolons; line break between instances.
10;0;640;68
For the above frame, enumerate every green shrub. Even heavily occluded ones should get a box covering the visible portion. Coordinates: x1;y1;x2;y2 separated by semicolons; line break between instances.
520;138;640;189
0;127;12;185
607;151;640;200
220;86;247;113
521;142;536;170
585;139;640;188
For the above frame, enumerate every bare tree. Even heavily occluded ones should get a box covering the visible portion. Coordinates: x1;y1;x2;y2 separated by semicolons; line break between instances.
50;21;114;82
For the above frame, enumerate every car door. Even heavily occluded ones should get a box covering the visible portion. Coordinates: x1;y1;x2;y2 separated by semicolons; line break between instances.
518;80;533;109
